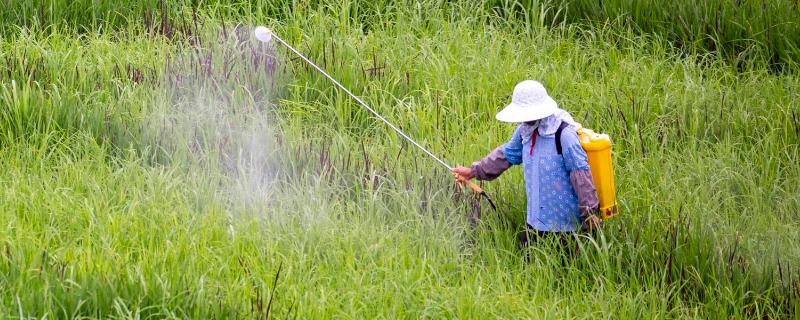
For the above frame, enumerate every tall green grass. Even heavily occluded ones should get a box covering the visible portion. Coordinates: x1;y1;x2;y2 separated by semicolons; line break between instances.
1;0;799;318
547;0;800;70
5;0;800;71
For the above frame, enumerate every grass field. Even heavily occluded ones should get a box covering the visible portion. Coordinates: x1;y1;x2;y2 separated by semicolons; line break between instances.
548;0;800;70
1;0;799;318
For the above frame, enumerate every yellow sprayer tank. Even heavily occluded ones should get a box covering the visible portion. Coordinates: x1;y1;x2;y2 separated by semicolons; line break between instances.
576;126;619;219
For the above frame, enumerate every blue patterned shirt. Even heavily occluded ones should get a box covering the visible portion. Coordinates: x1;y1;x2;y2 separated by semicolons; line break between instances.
502;122;591;232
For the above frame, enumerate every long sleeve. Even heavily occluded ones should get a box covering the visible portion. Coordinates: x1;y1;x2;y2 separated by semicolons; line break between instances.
561;128;599;219
470;125;523;181
470;147;511;181
569;169;599;219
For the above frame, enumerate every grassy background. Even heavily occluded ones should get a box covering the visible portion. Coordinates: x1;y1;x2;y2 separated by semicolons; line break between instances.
546;0;800;71
4;0;799;69
1;0;800;318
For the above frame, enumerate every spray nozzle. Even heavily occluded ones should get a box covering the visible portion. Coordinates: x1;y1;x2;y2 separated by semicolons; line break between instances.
254;26;273;43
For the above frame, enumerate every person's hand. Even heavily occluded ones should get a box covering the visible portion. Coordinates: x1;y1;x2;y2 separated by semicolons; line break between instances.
451;166;475;181
583;214;602;231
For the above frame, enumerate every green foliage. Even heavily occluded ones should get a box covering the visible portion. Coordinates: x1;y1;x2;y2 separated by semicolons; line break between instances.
1;0;799;318
5;0;799;70
549;0;800;70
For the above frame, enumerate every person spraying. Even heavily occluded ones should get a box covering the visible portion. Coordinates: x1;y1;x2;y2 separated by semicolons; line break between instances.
452;80;601;246
253;27;615;229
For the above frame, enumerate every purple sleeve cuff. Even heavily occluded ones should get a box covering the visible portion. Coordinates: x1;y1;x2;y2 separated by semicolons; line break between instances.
569;169;599;219
470;147;512;181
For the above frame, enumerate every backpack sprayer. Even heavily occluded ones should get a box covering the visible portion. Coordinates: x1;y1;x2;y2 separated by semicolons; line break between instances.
253;26;498;211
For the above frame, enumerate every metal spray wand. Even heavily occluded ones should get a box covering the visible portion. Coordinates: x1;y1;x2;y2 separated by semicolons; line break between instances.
254;26;496;211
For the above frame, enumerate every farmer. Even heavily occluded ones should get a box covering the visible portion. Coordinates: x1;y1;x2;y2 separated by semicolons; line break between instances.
452;80;601;247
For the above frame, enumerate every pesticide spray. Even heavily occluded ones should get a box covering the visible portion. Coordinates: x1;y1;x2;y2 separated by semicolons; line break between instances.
253;26;497;211
145;25;283;212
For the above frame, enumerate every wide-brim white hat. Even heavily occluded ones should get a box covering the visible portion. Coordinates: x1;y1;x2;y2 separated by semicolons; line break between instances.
495;80;558;123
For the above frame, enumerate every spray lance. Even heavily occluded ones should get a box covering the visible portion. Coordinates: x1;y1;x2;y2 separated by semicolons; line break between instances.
253;26;497;211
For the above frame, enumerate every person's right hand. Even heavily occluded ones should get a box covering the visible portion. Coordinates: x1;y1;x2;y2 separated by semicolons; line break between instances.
451;166;475;181
582;214;602;231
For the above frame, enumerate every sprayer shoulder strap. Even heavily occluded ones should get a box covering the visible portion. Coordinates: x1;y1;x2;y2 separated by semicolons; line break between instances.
555;122;571;155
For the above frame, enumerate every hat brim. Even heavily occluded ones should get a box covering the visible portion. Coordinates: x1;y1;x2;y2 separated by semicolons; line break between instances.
495;97;558;123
